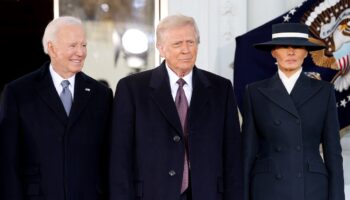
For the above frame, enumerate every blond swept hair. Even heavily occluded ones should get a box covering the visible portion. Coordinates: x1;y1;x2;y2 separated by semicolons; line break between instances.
156;14;200;45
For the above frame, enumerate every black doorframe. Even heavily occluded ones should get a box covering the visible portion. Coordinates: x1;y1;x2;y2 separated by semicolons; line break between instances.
0;0;53;94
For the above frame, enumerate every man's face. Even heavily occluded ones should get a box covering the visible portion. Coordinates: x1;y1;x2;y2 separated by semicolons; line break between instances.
157;24;198;77
48;24;87;79
271;45;308;77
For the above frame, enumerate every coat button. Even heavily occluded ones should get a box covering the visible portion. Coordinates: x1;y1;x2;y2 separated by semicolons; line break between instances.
173;135;181;143
273;120;281;126
275;146;282;152
168;170;176;176
275;174;283;180
297;172;303;178
295;119;300;124
295;146;301;151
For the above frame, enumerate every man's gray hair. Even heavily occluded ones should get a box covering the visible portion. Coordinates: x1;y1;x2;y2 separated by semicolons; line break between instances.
42;16;83;54
156;14;200;45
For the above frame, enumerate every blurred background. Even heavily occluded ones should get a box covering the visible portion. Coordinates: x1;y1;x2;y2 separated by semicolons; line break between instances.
59;0;156;89
1;1;349;197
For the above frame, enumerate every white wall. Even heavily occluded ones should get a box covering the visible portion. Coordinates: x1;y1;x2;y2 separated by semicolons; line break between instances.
166;0;304;82
167;0;247;81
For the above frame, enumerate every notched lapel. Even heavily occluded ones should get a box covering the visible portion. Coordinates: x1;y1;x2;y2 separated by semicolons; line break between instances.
68;73;93;126
35;66;68;124
258;74;299;118
290;74;323;108
188;68;210;125
150;65;183;135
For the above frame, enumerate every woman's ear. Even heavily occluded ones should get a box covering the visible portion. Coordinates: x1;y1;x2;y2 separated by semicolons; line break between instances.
303;49;308;58
271;49;276;58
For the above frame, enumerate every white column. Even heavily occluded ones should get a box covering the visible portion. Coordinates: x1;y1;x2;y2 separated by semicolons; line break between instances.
165;0;247;82
164;0;309;81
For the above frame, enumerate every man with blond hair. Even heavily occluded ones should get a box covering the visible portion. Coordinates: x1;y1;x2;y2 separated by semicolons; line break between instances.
109;14;242;200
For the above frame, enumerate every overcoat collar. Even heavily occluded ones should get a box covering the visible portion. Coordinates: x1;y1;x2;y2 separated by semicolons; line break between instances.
68;72;94;127
35;62;93;126
290;73;323;108
257;73;322;118
149;61;210;135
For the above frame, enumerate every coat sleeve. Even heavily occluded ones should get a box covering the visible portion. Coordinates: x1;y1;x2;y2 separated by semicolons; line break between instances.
242;85;259;200
108;78;136;200
0;84;23;200
223;80;243;200
321;85;345;200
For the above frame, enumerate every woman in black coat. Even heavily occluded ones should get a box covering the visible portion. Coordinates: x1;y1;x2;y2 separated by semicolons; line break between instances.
242;23;345;200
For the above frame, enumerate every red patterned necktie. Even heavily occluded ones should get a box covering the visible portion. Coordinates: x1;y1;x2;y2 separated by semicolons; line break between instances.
175;78;189;193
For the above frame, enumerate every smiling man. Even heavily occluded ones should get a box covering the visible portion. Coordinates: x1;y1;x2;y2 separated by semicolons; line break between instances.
0;16;113;200
109;14;243;200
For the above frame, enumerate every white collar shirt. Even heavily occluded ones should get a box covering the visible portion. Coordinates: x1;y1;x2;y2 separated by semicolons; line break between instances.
165;63;193;106
278;68;302;94
49;64;76;99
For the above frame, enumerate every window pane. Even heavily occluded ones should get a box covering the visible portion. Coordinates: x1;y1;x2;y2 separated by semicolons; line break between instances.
58;0;155;90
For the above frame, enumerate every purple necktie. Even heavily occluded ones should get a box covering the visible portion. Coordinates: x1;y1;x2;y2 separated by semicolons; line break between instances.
175;78;189;193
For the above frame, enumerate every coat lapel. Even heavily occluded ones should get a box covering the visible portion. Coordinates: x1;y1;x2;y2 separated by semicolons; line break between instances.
188;67;210;126
35;65;94;127
150;62;183;135
35;64;68;124
258;74;299;118
68;72;94;127
290;73;323;108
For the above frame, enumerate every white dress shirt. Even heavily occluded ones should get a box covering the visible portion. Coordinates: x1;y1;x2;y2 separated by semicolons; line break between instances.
165;64;193;105
49;64;75;99
278;68;302;94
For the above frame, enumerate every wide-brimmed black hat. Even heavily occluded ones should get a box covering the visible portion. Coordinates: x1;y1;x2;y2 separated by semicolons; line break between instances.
254;23;325;51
